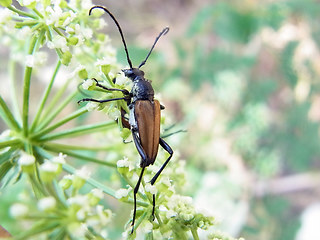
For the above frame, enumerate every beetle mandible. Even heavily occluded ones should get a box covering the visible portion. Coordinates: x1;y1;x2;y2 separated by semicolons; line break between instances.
78;5;173;233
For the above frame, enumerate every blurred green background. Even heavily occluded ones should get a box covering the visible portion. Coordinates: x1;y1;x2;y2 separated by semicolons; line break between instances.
101;0;320;239
1;0;320;239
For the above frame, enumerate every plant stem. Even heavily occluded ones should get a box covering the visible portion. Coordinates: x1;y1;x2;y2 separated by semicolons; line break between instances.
32;108;87;138
0;139;21;149
9;60;21;124
37;91;78;131
0;95;21;131
22;35;37;137
30;61;62;132
62;164;116;197
37;79;73;130
43;145;117;168
8;5;38;19
37;120;115;141
32;8;44;18
42;142;121;151
191;228;200;240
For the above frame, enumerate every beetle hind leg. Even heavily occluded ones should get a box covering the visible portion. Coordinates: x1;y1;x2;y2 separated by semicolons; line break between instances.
150;138;173;220
131;167;146;234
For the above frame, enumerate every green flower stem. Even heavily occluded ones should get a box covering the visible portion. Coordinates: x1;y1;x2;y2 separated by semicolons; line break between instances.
15;20;39;27
22;35;38;137
9;60;21;123
31;23;44;33
37;120;115;141
62;163;116;197
7;5;38;19
30;61;62;132
0;139;21;149
44;145;117;168
32;8;44;18
154;211;162;225
43;142;121;151
15;220;60;240
191;228;200;240
32;107;87;139
12;15;34;21
37;91;78;131
37;80;73;130
52;179;68;204
122;174;147;201
29;171;48;198
53;26;64;36
0;95;21;131
132;210;148;234
141;179;154;204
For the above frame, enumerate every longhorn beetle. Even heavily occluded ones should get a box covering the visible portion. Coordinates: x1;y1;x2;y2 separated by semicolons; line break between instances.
79;6;173;233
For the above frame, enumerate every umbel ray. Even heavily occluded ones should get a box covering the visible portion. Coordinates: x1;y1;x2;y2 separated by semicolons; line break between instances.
78;5;173;233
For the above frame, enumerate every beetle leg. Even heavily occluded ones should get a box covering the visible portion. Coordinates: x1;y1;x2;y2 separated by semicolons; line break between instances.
77;97;128;104
92;78;130;95
131;166;146;234
132;131;149;167
130;131;150;233
150;138;173;185
150;138;173;219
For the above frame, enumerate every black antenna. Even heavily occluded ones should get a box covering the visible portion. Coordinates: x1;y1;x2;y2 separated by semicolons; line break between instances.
138;27;169;69
89;6;133;69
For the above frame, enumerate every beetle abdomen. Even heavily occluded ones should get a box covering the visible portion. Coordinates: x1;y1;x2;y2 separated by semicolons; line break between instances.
134;100;161;166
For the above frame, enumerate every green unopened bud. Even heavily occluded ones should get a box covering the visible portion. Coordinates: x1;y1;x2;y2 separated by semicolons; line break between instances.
59;0;68;8
0;0;12;7
59;177;72;190
68;36;79;45
120;128;131;140
101;64;111;77
97;33;105;42
42;0;50;7
61;51;72;65
72;175;86;189
78;68;88;79
88;189;103;206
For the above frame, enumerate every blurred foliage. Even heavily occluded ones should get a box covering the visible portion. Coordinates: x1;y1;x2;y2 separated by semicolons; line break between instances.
140;0;320;239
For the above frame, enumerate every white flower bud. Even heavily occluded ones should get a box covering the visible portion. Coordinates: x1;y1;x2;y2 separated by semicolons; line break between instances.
18;152;35;166
38;197;56;211
10;203;28;218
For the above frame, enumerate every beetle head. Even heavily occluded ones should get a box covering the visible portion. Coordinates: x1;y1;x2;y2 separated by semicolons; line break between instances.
122;68;145;81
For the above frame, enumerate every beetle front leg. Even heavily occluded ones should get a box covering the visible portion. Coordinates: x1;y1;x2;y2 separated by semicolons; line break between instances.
92;78;130;95
77;97;128;104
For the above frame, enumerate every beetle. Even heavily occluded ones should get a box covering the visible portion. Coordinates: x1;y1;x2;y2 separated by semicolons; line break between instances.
78;6;173;233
